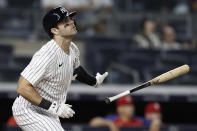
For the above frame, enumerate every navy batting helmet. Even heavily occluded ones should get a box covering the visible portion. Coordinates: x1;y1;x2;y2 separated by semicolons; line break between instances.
43;7;76;38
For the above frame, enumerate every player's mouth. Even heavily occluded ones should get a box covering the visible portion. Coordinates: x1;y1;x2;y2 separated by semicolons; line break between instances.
72;26;76;30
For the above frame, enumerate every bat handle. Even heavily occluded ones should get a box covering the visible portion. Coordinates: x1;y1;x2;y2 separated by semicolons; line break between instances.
104;90;130;104
104;98;111;104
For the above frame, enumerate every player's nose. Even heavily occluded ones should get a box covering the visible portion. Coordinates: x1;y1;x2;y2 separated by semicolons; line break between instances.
67;18;74;25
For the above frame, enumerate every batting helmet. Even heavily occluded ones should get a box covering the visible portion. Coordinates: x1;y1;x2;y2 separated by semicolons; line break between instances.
42;6;77;38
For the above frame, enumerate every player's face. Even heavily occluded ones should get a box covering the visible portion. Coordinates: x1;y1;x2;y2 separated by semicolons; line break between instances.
117;104;135;119
57;17;77;37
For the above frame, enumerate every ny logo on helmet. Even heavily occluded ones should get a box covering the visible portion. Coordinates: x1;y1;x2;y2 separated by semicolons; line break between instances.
60;7;67;13
53;13;60;21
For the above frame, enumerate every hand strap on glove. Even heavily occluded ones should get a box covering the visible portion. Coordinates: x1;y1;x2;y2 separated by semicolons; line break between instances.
73;66;96;86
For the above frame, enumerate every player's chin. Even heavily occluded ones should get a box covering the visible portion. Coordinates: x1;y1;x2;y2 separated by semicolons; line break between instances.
63;31;77;37
71;30;77;35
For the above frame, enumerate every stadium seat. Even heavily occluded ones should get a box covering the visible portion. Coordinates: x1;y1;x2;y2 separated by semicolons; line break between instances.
130;48;161;59
107;63;140;83
7;0;40;8
13;56;31;70
3;126;22;131
163;50;197;60
0;44;13;66
158;54;188;69
117;52;156;81
145;67;180;84
85;36;131;74
178;67;197;85
0;67;21;82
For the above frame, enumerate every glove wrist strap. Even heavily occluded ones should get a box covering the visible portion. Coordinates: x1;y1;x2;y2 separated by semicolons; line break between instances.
38;98;52;110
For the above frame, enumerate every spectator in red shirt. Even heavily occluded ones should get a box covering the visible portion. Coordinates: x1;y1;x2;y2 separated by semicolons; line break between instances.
112;96;144;126
90;96;150;131
7;116;18;126
145;102;163;131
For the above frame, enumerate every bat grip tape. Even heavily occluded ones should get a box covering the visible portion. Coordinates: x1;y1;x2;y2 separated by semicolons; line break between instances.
130;82;151;93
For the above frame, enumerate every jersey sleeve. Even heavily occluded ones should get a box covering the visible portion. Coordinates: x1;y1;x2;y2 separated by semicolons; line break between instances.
21;50;53;86
71;42;80;69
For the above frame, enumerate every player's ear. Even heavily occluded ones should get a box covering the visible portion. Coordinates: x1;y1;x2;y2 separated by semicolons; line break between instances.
51;27;59;36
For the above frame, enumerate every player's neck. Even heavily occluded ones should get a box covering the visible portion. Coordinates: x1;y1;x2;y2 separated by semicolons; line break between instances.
54;36;72;55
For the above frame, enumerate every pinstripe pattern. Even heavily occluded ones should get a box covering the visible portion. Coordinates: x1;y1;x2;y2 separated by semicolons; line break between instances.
12;100;65;131
12;39;80;130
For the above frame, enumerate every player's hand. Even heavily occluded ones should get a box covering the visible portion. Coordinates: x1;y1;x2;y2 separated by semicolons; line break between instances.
48;102;75;118
94;72;108;88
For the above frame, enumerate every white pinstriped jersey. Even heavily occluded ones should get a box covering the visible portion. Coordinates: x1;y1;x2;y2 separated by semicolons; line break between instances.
14;39;80;112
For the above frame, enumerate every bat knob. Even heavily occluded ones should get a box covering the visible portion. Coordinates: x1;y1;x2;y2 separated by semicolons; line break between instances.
104;98;110;104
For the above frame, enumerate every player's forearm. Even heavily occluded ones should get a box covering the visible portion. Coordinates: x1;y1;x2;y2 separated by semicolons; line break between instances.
73;66;96;86
17;76;55;110
73;66;108;88
17;76;42;106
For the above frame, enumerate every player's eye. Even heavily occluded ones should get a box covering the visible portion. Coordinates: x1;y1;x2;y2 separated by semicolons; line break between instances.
70;17;74;20
64;24;70;27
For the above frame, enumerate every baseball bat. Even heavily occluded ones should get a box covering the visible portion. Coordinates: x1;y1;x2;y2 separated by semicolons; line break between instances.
105;64;190;104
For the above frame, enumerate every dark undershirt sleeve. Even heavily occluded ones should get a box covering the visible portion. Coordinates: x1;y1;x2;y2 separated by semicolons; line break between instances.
73;66;96;86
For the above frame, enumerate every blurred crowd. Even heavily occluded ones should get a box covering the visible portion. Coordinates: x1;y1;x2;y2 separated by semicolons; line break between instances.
40;0;197;50
90;96;162;131
133;17;197;50
6;96;163;131
0;0;197;83
2;0;197;13
41;0;113;36
41;0;197;14
1;0;197;48
1;1;197;130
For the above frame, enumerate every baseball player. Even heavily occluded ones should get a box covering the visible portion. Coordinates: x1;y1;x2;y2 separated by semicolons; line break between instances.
12;7;108;131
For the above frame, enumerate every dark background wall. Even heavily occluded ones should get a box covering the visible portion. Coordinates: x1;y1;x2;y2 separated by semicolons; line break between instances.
1;98;197;130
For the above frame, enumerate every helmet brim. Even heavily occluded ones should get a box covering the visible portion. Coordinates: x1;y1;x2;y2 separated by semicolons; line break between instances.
67;11;77;17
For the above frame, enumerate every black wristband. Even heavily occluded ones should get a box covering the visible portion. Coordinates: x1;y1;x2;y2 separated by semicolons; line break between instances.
74;66;96;86
38;98;52;110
